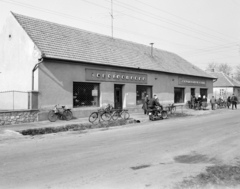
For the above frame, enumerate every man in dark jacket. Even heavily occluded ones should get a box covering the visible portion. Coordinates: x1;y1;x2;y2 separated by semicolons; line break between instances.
148;95;163;110
231;94;238;110
142;94;149;114
210;96;216;110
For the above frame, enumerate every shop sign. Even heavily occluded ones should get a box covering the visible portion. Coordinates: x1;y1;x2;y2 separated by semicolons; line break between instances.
85;69;147;84
92;90;98;96
178;77;206;86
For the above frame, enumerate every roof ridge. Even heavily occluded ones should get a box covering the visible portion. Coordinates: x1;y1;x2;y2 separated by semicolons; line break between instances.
11;12;43;56
10;12;215;79
222;72;234;86
11;12;173;54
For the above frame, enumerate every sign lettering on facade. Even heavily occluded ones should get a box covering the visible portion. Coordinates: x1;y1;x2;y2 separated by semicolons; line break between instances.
178;77;206;86
86;69;147;84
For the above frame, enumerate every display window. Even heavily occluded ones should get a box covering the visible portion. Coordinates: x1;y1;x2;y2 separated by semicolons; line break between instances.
136;85;152;105
174;87;185;103
73;82;99;107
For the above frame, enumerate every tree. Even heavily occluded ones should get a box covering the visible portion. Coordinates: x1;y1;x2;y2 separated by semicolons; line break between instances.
205;62;232;76
218;63;232;75
205;62;218;72
234;65;240;81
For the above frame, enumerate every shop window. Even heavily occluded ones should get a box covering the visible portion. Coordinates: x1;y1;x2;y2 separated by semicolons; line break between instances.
174;88;185;103
200;88;208;98
73;82;99;107
136;85;152;105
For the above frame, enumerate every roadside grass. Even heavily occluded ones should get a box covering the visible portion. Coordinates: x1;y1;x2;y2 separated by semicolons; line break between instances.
168;112;192;118
175;165;240;189
19;118;137;136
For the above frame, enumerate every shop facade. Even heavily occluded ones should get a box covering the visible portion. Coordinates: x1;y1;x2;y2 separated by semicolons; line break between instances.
0;13;215;120
36;58;213;119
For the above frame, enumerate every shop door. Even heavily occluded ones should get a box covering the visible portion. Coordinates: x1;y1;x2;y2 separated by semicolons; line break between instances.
191;88;195;96
114;85;123;109
200;88;208;98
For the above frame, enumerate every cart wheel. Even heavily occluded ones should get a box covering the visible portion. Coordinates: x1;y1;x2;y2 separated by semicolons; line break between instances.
162;111;168;119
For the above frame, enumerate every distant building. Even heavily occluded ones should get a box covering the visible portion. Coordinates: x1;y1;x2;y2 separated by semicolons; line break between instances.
0;12;215;120
208;72;240;100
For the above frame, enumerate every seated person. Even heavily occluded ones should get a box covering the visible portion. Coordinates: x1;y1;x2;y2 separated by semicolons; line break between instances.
148;95;163;110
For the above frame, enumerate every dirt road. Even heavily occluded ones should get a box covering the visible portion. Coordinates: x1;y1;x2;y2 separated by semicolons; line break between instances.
0;109;240;189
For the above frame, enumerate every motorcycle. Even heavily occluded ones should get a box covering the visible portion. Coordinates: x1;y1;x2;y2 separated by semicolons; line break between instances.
148;106;168;121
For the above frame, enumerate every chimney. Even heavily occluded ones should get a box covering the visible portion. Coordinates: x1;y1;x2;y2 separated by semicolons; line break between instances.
150;43;154;57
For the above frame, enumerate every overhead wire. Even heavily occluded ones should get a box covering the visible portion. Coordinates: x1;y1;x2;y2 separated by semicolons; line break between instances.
82;0;232;46
110;0;236;44
135;0;239;41
1;0;239;58
0;0;224;52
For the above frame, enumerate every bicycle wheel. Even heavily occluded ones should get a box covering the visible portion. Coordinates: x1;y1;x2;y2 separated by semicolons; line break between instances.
63;110;73;121
101;112;112;121
120;111;130;120
111;111;119;120
89;112;98;123
48;110;58;122
171;106;176;114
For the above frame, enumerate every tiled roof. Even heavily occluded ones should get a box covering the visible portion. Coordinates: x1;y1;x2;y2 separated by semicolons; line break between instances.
12;12;214;79
209;72;240;87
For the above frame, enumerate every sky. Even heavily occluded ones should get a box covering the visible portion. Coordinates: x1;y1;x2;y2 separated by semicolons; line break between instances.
0;0;240;71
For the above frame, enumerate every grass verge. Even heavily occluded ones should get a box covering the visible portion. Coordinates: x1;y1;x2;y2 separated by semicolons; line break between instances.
175;165;240;189
19;119;137;136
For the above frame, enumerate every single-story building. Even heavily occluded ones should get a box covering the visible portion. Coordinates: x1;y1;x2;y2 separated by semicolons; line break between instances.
208;72;240;101
0;12;215;120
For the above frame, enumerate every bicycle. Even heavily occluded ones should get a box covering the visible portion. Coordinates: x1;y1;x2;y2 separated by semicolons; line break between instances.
48;105;73;122
89;105;113;123
165;103;176;114
217;100;227;109
111;109;130;120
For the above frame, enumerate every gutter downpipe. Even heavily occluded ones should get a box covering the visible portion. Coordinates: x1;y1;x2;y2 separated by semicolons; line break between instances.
32;58;43;90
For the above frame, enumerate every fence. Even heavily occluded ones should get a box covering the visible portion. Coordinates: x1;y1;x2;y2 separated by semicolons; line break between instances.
0;90;30;110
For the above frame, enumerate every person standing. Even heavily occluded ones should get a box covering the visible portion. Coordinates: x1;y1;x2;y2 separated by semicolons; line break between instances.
231;94;238;110
142;94;149;114
210;96;216;110
202;95;207;110
227;96;231;109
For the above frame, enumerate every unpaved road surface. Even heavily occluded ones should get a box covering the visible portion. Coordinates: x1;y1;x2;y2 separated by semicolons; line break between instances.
0;109;240;189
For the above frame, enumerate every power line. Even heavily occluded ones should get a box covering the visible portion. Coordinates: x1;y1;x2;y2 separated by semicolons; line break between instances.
0;0;220;51
110;0;235;44
1;0;238;58
136;0;239;41
82;0;234;46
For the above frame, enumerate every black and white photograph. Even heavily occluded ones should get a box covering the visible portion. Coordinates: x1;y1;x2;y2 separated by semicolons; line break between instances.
1;0;240;188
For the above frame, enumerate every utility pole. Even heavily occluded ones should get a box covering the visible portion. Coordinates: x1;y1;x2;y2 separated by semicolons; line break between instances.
110;0;113;38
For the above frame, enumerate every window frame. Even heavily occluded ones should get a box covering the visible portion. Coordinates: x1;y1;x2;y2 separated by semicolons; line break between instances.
73;82;100;108
136;85;152;105
174;87;185;103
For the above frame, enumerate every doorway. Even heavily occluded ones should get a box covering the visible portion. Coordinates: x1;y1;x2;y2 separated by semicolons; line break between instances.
191;88;195;96
200;88;208;98
114;85;123;109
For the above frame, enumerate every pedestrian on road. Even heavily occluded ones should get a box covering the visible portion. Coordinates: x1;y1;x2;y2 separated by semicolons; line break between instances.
202;95;207;110
210;96;216;110
142;94;149;115
227;96;231;109
231;94;238;110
